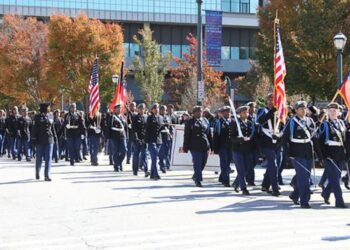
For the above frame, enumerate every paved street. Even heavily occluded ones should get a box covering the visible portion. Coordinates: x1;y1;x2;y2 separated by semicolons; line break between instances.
0;155;350;250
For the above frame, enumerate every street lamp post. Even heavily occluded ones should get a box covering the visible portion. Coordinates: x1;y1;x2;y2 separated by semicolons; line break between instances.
333;32;347;103
196;0;203;106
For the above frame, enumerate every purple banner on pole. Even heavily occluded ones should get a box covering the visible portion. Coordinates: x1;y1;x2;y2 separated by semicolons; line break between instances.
205;10;223;67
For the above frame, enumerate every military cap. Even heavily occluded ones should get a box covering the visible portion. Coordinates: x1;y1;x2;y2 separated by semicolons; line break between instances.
114;104;122;109
327;102;340;110
294;101;307;110
221;106;231;112
39;102;51;113
160;105;167;111
308;105;319;115
167;104;174;109
246;102;257;107
151;103;159;110
137;103;146;109
265;93;273;100
21;107;29;112
69;103;76;108
192;106;203;113
236;105;249;114
203;107;210;113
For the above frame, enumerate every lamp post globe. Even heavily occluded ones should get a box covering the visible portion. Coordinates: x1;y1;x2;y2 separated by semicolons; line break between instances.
333;32;347;103
333;32;347;51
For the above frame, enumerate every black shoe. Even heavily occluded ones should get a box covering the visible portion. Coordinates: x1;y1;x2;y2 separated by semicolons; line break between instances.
65;158;69;162
261;186;268;192
242;189;250;195
161;168;166;174
271;191;280;197
195;181;202;187
55;159;58;163
289;195;300;205
335;204;348;208
114;168;119;172
301;204;311;209
36;175;40;180
342;177;350;190
70;162;75;166
154;176;161;180
321;194;330;205
233;185;239;193
44;177;52;182
133;172;138;176
224;183;231;188
126;160;130;164
318;183;325;191
145;172;150;178
83;156;88;160
247;182;256;187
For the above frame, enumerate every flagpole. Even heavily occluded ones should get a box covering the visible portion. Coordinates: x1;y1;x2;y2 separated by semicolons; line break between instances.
273;11;278;134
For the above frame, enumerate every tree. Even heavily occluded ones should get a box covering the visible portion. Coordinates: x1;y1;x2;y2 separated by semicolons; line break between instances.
48;13;124;110
0;14;52;108
165;33;226;110
257;0;350;101
133;26;172;106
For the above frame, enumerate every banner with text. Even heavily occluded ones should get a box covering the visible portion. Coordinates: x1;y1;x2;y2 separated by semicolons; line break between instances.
205;10;223;67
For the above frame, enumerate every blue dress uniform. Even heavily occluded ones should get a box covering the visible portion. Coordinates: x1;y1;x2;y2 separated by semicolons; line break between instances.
256;105;282;196
126;107;137;164
145;104;163;180
318;108;347;208
53;114;63;163
281;105;317;208
31;103;57;181
231;107;255;195
131;110;148;176
159;109;172;173
17;113;32;161
87;114;102;166
183;106;212;187
5;109;20;159
64;108;85;166
213;106;234;187
110;111;128;172
0;112;5;155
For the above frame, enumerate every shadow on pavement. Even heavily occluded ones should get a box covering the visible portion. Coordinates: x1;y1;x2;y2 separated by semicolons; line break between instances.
322;235;350;241
0;179;39;185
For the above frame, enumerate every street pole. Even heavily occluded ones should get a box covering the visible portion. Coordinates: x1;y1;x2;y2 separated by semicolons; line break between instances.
337;49;343;104
197;0;203;106
61;92;64;111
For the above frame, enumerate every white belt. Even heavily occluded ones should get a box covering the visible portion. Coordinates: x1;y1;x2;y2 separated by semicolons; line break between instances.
112;127;123;131
326;141;343;146
291;138;311;143
68;125;78;129
161;129;170;133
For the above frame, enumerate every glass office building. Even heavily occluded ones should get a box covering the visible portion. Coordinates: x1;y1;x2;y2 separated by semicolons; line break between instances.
0;0;263;101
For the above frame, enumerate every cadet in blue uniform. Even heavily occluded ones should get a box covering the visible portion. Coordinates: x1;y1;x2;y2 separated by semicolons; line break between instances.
0;109;5;156
126;102;137;164
246;102;259;186
318;103;347;208
6;106;20;160
159;105;172;174
145;103;163;180
31;103;57;181
17;107;32;161
256;93;282;196
231;106;255;195
131;103;149;176
281;101;318;208
64;103;85;166
183;106;213;187
53;110;63;163
213;106;234;187
87;112;102;166
110;104;128;172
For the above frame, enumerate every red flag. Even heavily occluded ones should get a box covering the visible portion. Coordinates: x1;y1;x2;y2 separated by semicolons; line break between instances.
338;72;350;121
88;58;100;119
109;62;126;112
273;17;287;124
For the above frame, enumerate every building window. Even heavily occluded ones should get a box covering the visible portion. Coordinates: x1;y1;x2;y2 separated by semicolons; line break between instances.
231;47;239;60
239;47;249;59
221;46;230;60
130;43;141;57
172;44;181;58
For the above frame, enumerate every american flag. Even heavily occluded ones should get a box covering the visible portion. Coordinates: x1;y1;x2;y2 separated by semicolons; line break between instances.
88;58;100;119
273;18;287;124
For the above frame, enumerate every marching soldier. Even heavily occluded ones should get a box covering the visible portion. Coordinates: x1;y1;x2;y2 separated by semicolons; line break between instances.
5;106;20;160
87;112;102;166
17;107;32;161
0;109;6;156
256;93;282;196
145;103;163;180
63;103;85;166
131;103;149;176
110;104;128;172
53;110;63;163
246;102;259;186
231;106;256;195
213;106;234;187
31;103;57;181
281;101;318;208
126;102;137;164
183;106;213;187
80;111;89;161
318;102;347;208
159;105;172;173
